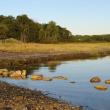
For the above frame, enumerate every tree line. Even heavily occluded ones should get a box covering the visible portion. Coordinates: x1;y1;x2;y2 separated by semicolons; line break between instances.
0;14;110;43
73;35;110;42
0;15;72;43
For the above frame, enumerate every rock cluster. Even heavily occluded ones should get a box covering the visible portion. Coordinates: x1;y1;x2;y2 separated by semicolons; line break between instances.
0;69;26;79
90;76;110;91
0;69;68;82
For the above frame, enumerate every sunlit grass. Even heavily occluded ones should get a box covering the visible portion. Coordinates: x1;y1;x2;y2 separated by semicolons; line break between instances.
0;39;110;54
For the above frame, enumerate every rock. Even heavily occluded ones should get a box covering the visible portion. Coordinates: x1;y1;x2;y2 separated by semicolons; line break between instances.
53;76;68;80
70;81;76;83
2;71;9;77
30;74;43;80
10;70;22;79
0;69;8;77
90;76;101;83
43;77;53;81
95;85;108;91
0;69;8;72
0;72;3;77
105;80;110;84
9;71;15;76
21;70;27;79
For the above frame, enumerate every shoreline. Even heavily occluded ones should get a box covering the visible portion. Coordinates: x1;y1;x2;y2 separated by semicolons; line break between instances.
0;51;109;68
0;50;109;110
0;81;81;110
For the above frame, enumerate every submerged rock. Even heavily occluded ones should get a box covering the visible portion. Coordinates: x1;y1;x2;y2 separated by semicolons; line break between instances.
90;76;101;83
43;77;53;81
95;85;107;91
53;76;68;80
70;81;76;84
105;80;110;84
30;74;43;80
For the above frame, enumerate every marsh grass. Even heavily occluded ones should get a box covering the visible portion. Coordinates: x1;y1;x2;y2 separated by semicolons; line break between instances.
0;39;110;55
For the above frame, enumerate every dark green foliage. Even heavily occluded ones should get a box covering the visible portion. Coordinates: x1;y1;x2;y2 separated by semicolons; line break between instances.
0;24;9;42
0;14;110;43
73;35;110;42
0;15;72;43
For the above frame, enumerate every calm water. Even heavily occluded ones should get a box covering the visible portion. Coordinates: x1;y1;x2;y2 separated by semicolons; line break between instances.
1;57;110;110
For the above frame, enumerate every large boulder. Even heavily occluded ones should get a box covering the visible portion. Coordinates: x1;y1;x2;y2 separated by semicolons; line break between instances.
30;74;43;80
90;76;101;83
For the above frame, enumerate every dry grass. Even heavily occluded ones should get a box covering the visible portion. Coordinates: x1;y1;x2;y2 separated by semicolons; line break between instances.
0;39;110;54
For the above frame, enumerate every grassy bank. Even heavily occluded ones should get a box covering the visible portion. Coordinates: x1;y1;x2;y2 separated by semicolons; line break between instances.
1;39;110;68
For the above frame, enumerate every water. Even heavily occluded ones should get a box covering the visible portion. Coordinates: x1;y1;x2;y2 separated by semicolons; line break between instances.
1;57;110;110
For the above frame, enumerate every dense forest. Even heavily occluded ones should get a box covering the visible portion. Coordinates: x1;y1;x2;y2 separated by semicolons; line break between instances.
0;15;72;43
0;14;110;43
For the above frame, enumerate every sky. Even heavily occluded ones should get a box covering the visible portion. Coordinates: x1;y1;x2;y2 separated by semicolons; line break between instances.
0;0;110;35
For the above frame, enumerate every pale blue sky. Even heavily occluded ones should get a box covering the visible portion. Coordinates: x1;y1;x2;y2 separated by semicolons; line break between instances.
0;0;110;35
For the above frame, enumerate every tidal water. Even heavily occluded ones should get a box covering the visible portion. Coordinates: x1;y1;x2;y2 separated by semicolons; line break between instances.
1;57;110;110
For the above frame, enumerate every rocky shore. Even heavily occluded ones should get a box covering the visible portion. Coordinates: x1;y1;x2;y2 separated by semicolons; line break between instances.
0;81;82;110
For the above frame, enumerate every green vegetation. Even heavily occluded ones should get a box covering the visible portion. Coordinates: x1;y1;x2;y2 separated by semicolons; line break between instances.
1;14;110;43
73;35;110;42
0;15;72;43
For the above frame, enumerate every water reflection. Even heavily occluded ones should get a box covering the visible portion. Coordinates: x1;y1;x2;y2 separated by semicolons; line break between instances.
0;57;110;110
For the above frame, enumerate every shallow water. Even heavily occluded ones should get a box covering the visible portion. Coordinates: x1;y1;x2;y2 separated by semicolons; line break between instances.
1;57;110;110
